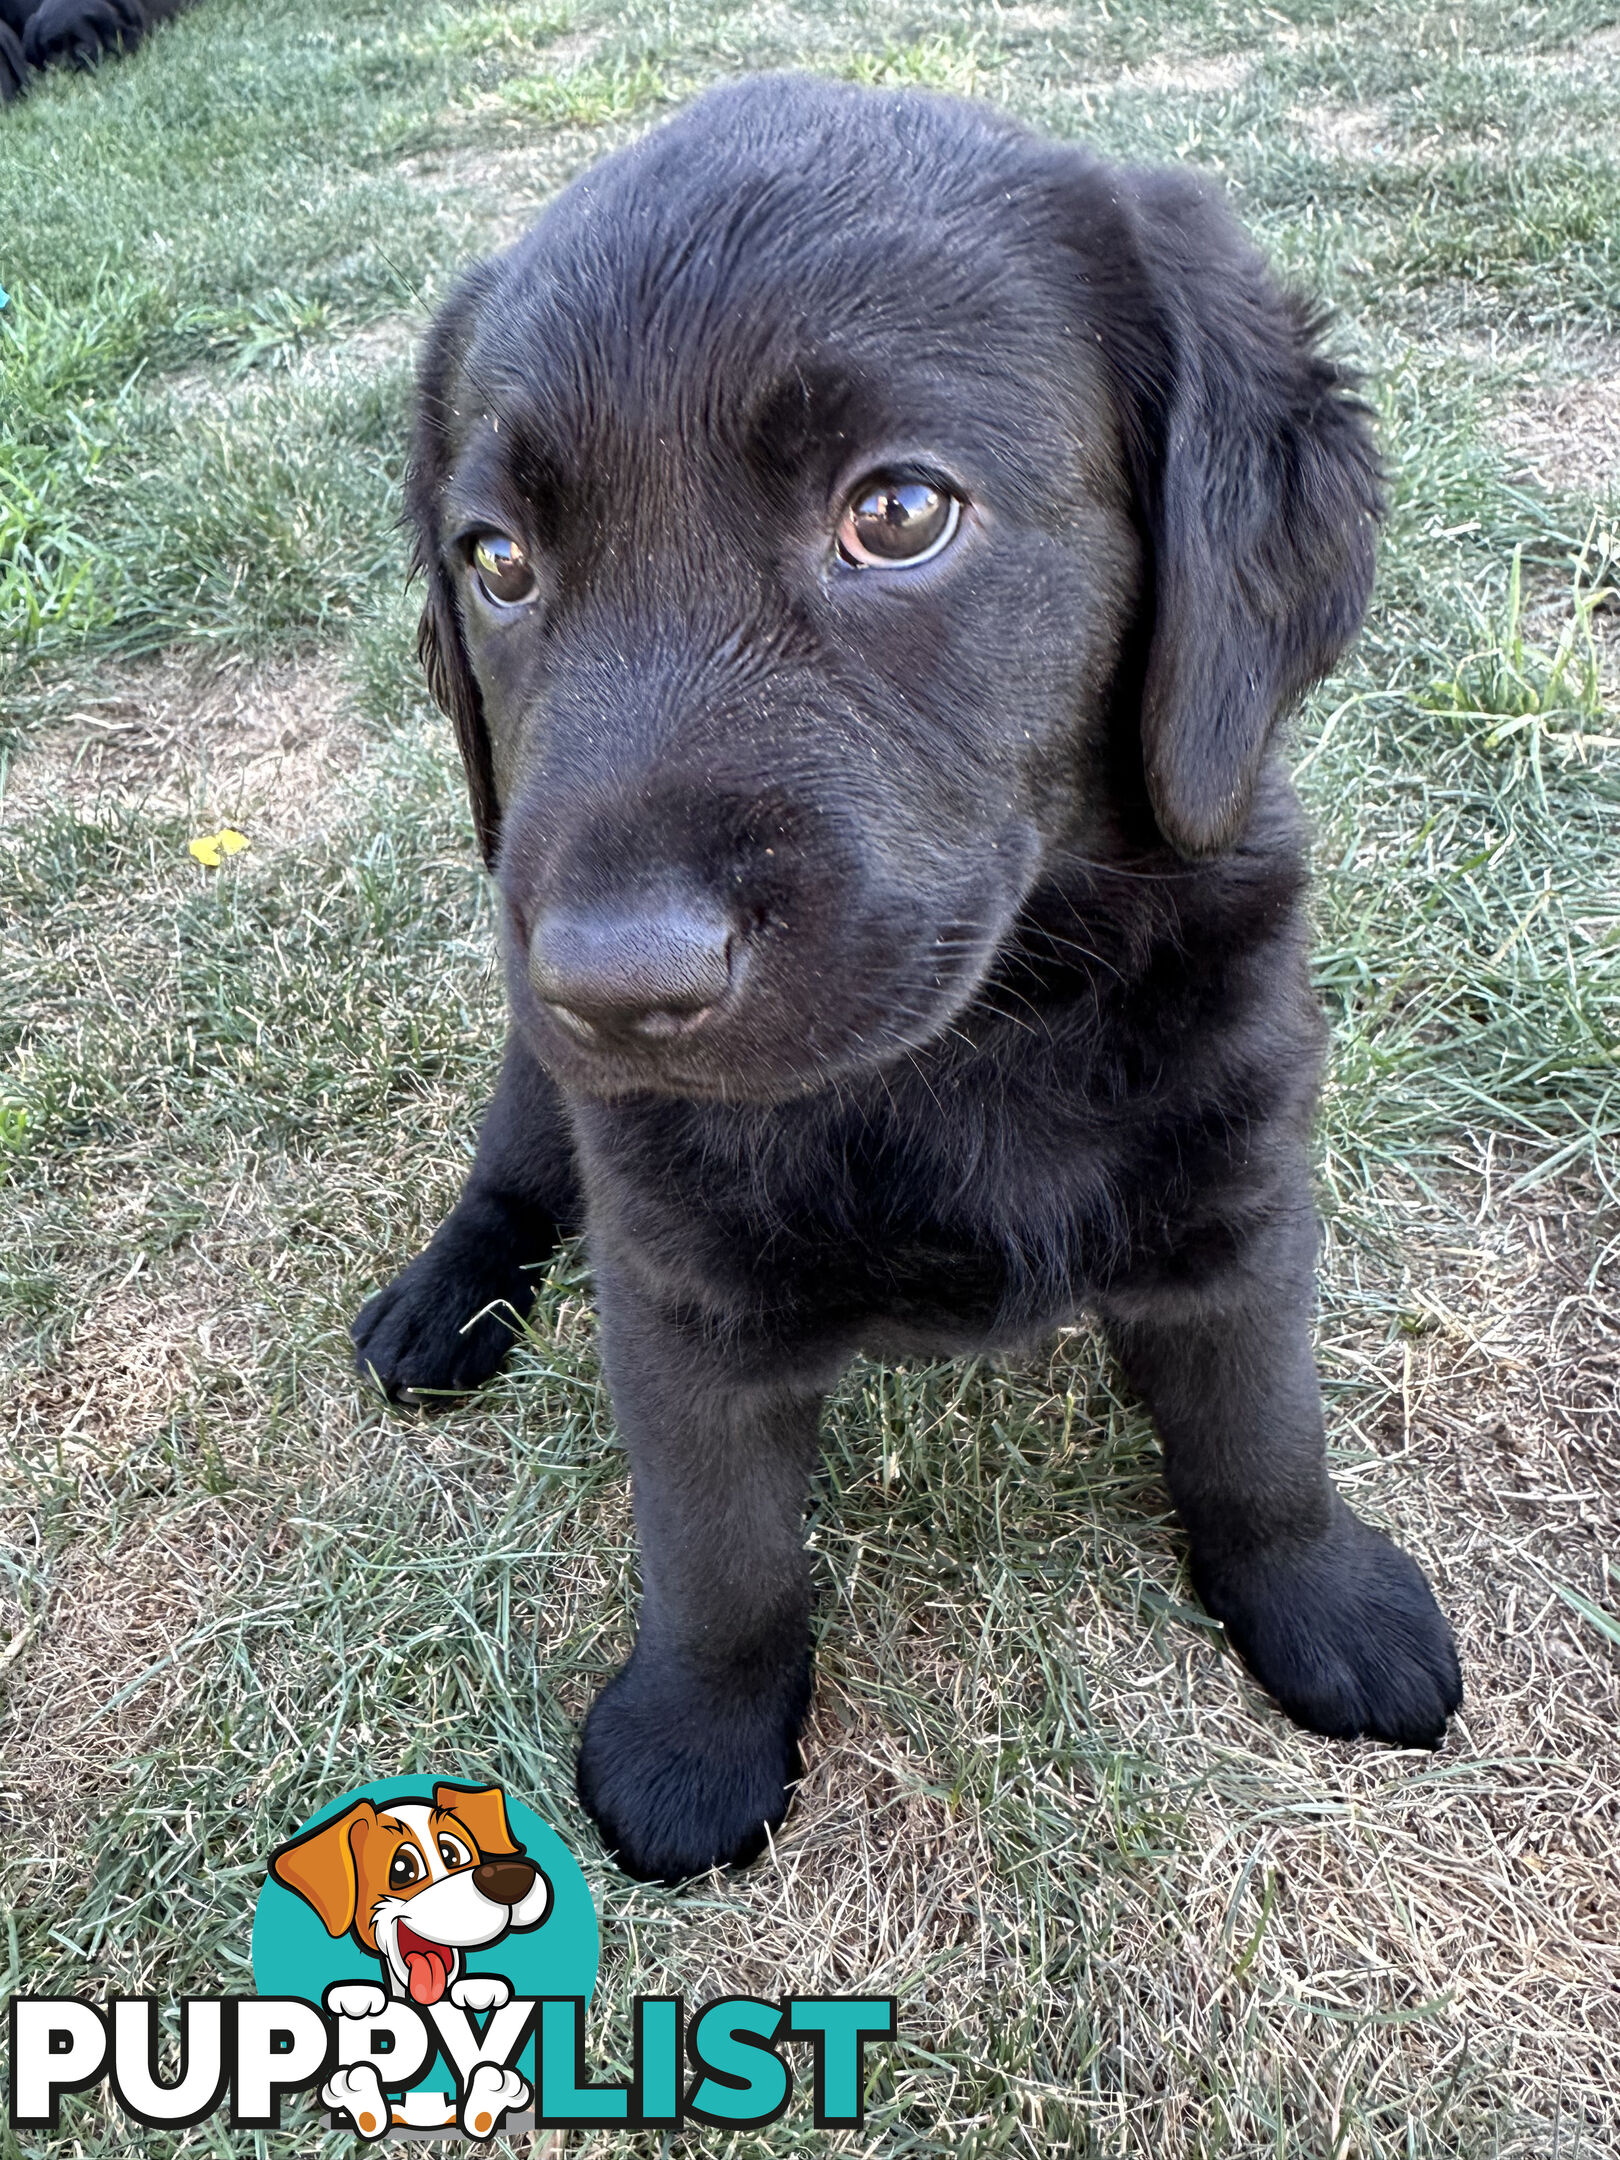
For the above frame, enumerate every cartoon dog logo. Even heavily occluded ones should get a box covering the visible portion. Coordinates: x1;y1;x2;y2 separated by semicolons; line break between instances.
269;1781;552;2136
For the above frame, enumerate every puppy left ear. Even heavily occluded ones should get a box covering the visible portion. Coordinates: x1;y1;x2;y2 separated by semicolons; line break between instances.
416;559;501;869
407;267;502;871
434;1781;522;1858
1114;169;1383;857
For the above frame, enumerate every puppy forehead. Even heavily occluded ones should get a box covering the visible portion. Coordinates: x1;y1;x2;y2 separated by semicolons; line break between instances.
450;87;1117;496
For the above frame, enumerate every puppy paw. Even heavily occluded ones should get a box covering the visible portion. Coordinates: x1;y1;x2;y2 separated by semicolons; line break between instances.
351;1206;537;1402
461;2062;529;2139
577;1658;808;1884
1194;1507;1462;1748
324;1980;388;2020
323;2065;391;2141
448;1974;511;2012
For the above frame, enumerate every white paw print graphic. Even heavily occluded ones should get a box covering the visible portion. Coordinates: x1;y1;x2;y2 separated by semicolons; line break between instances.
448;1974;512;2012
322;2063;391;2141
461;2062;530;2139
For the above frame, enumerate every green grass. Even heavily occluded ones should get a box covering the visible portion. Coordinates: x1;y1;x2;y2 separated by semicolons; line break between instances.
2;0;1619;2154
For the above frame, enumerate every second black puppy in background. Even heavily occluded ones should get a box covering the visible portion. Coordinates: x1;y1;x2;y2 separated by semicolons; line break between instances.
1;0;191;102
353;77;1464;1884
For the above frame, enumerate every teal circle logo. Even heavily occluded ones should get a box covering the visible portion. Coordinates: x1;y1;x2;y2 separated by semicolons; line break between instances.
251;1777;597;2135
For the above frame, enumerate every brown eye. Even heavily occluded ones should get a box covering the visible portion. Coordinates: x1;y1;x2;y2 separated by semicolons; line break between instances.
388;1847;422;1890
471;532;538;606
836;477;960;569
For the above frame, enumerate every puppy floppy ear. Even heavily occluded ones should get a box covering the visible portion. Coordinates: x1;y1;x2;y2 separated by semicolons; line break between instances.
1114;170;1382;857
433;1781;522;1859
415;555;500;868
407;270;502;870
268;1801;375;1937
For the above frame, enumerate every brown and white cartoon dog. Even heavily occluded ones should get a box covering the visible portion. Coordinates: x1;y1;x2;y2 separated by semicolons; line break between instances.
269;1782;552;2137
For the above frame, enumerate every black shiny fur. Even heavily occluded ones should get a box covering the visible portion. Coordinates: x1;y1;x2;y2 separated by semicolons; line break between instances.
352;77;1463;1883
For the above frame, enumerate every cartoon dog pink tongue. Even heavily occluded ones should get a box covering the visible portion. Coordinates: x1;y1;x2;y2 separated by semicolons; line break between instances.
397;1922;452;2005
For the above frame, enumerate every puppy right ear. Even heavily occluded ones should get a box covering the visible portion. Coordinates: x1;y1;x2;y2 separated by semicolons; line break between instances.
1047;155;1381;856
408;269;502;870
268;1801;374;1937
1119;174;1380;857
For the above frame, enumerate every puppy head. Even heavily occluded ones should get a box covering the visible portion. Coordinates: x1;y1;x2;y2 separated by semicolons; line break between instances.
410;76;1377;1102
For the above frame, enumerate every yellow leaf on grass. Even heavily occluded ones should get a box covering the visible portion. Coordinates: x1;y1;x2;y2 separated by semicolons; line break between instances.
188;828;250;868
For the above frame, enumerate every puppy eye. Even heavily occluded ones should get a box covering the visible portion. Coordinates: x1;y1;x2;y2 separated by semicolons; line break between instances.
389;1848;422;1889
470;532;538;607
836;476;960;569
438;1835;470;1868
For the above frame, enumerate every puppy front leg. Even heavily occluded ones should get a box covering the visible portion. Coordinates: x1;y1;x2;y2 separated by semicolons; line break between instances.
352;1036;581;1401
1102;1214;1462;1748
576;1268;832;1883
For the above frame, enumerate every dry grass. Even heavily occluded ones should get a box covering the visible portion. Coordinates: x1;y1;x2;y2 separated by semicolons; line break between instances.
1118;52;1254;94
1491;370;1620;503
1291;103;1393;161
0;1498;276;1827
3;1170;1616;2149
397;129;626;250
1;651;362;847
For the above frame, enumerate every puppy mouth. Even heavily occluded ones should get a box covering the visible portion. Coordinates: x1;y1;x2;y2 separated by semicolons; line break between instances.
546;998;718;1044
394;1920;459;2006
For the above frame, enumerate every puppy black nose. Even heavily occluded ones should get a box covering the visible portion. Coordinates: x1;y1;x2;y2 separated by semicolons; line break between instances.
529;899;735;1038
472;1857;536;1905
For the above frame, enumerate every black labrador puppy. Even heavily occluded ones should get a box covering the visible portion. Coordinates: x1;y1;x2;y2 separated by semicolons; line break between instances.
354;75;1463;1884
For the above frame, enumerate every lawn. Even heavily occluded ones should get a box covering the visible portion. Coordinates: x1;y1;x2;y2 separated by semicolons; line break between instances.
2;0;1618;2153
